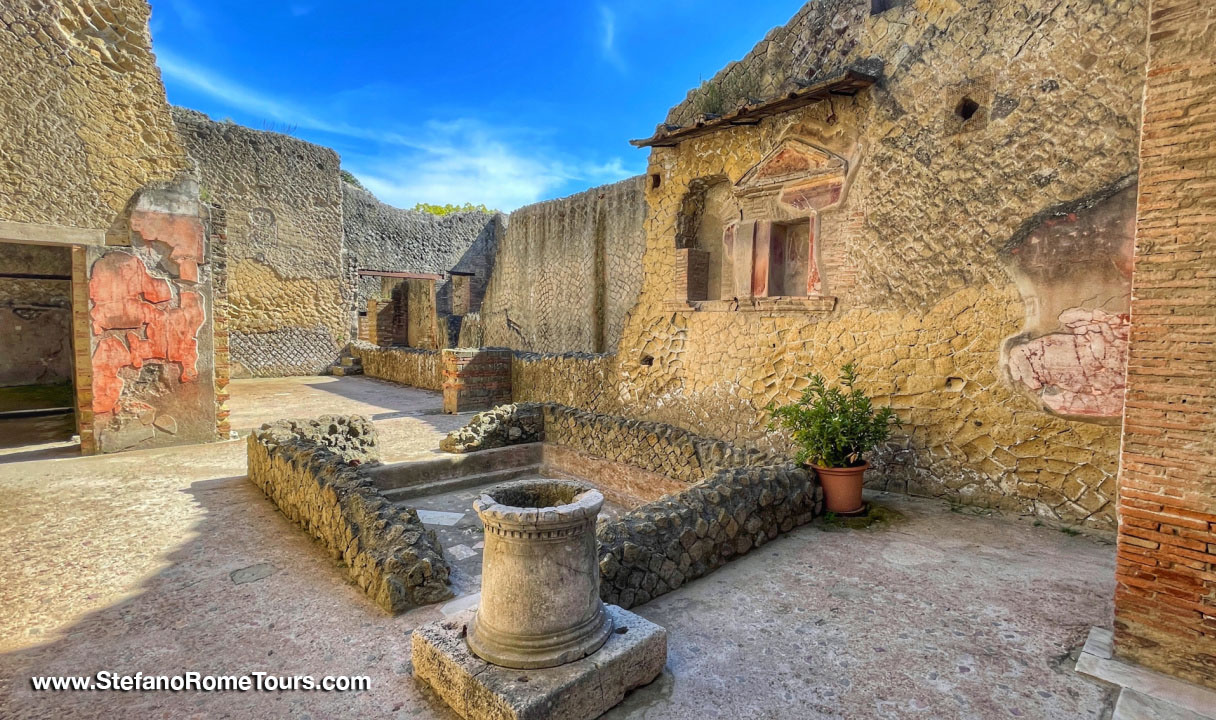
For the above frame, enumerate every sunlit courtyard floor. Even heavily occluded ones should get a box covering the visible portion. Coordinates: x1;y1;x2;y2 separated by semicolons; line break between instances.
0;376;1118;719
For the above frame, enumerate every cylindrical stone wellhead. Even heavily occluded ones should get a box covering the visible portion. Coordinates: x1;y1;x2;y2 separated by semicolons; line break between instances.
468;479;613;669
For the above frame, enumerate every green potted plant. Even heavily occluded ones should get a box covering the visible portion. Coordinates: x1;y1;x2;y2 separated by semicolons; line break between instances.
766;363;900;514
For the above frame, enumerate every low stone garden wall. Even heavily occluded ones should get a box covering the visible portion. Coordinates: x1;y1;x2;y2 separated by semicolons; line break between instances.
439;402;544;452
597;464;818;609
440;403;822;607
353;344;618;414
349;341;442;390
247;415;452;613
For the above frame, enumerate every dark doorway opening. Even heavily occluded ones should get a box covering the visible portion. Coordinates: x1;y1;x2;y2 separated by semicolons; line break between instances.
0;241;78;455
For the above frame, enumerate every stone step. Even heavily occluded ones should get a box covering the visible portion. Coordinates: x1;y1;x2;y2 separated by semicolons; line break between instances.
330;364;363;377
382;465;537;504
340;356;362;368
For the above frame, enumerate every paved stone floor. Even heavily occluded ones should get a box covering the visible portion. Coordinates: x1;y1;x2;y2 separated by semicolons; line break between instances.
0;376;1119;719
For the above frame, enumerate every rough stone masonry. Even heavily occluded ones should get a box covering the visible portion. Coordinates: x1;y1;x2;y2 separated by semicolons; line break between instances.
247;415;452;613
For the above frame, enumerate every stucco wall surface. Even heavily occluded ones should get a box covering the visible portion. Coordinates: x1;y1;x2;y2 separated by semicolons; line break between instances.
479;177;648;353
172;107;347;378
573;0;1147;529
86;179;216;453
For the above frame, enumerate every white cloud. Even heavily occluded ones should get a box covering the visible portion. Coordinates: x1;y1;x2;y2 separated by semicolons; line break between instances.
598;5;626;72
168;0;205;36
155;50;637;211
348;119;635;211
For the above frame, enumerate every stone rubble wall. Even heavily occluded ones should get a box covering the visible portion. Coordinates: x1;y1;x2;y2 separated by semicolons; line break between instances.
172;107;347;378
509;351;618;411
598;463;820;609
341;184;501;341
439;403;545;453
479;177;647;353
0;0;190;231
349;341;442;391
439;401;821;607
542;404;788;486
247;415;452;613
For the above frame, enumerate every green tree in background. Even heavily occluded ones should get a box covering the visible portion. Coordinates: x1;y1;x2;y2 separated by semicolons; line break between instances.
411;202;498;216
339;170;366;191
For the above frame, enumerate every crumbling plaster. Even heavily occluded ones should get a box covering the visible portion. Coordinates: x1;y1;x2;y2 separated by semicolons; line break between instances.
532;0;1148;529
172;107;348;378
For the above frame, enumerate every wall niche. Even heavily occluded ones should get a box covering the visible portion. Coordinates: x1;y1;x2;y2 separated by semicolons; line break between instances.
672;137;846;310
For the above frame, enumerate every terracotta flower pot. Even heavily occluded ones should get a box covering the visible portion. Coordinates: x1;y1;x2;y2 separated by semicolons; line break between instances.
812;461;869;514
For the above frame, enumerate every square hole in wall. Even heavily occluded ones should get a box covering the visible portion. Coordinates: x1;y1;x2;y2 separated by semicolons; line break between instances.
871;0;906;14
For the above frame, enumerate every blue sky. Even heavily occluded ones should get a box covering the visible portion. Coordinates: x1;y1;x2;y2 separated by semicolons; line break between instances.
149;1;803;211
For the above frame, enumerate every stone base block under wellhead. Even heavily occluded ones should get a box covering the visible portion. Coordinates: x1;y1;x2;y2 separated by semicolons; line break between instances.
412;605;666;720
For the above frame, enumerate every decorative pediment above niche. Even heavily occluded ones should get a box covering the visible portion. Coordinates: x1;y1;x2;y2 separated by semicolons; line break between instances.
735;139;847;195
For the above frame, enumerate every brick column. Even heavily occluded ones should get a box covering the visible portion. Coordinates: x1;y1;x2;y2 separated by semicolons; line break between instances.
673;248;709;302
442;348;511;414
209;206;231;440
69;245;96;455
1113;0;1216;689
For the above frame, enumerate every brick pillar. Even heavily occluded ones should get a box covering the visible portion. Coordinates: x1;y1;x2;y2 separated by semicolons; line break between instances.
673;248;710;302
442;348;511;414
1113;0;1216;689
368;298;395;347
209;206;231;440
69;245;95;455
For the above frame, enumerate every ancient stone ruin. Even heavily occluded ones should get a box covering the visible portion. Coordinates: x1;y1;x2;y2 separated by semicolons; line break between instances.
2;0;1215;717
414;478;666;720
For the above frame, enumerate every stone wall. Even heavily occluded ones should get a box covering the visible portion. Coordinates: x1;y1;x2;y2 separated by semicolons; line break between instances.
439;402;821;607
172;107;348;378
587;0;1147;529
479;177;647;353
510;351;616;410
0;0;189;232
247;415;452;613
1113;0;1216;689
342;184;500;344
0;0;220;454
349;341;442;391
0;244;72;387
598;464;820;609
86;178;217;453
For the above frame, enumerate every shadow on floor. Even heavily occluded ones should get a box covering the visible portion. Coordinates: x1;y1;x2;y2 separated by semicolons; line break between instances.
0;470;461;718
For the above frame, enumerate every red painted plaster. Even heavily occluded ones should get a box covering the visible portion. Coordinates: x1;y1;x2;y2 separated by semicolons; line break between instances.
806;221;822;295
89;251;206;414
130;210;205;283
1007;308;1129;418
780;178;843;213
88;253;171;334
92;336;131;415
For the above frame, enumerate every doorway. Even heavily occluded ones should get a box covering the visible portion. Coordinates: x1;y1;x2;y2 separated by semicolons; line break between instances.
0;241;79;457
